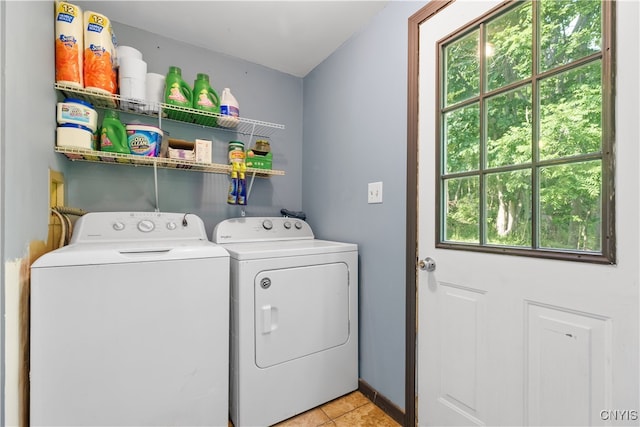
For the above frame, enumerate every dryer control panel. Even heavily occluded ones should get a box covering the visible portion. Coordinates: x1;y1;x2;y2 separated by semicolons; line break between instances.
70;212;208;243
212;217;314;243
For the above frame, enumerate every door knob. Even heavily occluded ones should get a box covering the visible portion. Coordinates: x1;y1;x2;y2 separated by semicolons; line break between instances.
418;257;436;272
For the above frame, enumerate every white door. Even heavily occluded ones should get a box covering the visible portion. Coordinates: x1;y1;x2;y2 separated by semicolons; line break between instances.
417;1;639;426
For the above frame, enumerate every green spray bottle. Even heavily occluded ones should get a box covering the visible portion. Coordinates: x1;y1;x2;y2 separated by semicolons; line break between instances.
99;110;129;154
164;66;193;121
192;73;220;127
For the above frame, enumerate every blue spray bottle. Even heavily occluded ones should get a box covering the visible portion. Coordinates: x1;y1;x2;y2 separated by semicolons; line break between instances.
237;162;247;205
227;163;239;204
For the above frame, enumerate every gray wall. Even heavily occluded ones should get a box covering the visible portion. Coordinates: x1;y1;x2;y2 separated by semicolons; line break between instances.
303;1;424;409
2;3;63;421
1;1;304;255
65;13;304;236
3;1;65;260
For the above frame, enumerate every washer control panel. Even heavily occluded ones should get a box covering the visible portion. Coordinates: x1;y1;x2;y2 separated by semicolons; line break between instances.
213;217;314;243
70;212;208;243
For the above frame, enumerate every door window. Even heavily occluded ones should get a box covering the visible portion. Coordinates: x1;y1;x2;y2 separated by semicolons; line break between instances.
437;0;614;263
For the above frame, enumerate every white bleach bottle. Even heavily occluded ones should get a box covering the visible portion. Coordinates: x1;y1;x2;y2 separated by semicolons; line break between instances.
219;88;240;128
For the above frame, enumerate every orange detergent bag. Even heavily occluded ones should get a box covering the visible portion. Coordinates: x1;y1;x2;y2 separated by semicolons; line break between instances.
83;11;117;94
55;2;84;87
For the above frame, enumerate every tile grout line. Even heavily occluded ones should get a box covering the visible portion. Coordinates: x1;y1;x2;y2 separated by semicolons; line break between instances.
322;400;373;423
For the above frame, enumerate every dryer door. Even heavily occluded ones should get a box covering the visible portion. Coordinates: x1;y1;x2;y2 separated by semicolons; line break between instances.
254;262;350;368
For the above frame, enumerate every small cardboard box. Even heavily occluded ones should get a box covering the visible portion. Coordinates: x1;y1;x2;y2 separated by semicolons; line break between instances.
245;150;273;170
195;139;212;163
165;138;195;161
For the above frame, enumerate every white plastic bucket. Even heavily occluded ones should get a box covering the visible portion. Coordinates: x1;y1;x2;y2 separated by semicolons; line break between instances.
126;124;163;156
57;98;98;132
56;123;95;150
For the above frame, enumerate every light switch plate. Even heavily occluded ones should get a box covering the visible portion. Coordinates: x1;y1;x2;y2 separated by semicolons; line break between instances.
368;181;383;204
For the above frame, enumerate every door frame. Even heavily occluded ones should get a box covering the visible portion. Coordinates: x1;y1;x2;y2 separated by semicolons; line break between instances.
406;2;457;425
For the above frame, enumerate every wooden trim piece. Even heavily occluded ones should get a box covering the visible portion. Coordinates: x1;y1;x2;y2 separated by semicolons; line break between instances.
406;2;456;426
358;378;405;426
20;241;48;427
47;170;65;252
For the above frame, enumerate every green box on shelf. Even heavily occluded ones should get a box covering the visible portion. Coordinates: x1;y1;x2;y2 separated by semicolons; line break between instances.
246;150;272;170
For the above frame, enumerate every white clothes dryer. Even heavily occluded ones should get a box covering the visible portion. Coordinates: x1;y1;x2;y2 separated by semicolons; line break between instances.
212;217;358;427
30;212;230;427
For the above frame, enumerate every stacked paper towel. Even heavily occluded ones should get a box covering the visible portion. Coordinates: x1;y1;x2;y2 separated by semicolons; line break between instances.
83;10;117;94
117;46;147;109
55;1;84;87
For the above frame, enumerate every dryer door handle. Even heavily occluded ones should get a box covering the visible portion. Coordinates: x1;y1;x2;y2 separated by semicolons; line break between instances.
261;305;278;334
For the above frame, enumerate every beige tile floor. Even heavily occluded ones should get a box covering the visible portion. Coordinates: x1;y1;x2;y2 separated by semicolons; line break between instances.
231;390;402;427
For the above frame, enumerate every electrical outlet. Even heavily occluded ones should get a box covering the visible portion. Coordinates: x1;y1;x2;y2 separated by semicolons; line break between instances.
368;181;383;204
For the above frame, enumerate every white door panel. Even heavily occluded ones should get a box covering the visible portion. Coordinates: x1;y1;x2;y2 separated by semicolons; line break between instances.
437;283;487;425
525;303;610;426
417;1;639;426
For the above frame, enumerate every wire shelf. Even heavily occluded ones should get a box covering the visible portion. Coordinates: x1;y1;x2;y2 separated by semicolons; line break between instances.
55;83;285;139
55;146;285;177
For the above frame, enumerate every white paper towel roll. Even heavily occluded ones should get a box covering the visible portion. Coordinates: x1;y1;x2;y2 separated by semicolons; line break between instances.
55;1;83;87
117;45;142;66
143;73;166;113
120;78;146;101
118;57;147;110
118;56;147;79
145;73;165;103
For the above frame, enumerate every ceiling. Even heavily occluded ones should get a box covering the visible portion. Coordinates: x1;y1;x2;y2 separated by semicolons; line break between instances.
74;1;390;78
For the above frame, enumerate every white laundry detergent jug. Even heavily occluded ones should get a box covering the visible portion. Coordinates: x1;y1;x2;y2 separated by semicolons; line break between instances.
218;87;239;128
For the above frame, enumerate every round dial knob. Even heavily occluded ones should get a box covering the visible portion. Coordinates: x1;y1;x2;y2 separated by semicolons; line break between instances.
294;221;303;230
112;222;125;231
284;221;292;229
166;221;177;230
137;219;155;233
262;219;273;230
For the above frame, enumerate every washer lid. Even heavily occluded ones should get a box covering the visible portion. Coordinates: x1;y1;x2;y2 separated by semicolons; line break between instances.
31;240;229;268
220;239;357;260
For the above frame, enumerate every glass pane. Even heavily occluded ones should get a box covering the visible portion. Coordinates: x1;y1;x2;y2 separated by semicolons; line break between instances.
539;61;601;160
539;0;602;72
444;104;480;173
485;170;532;247
443;176;479;243
444;30;480;106
539;160;601;251
486;2;532;91
486;85;532;168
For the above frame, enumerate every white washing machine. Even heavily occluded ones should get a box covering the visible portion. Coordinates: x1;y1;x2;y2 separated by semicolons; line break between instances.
212;217;358;427
30;212;230;426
